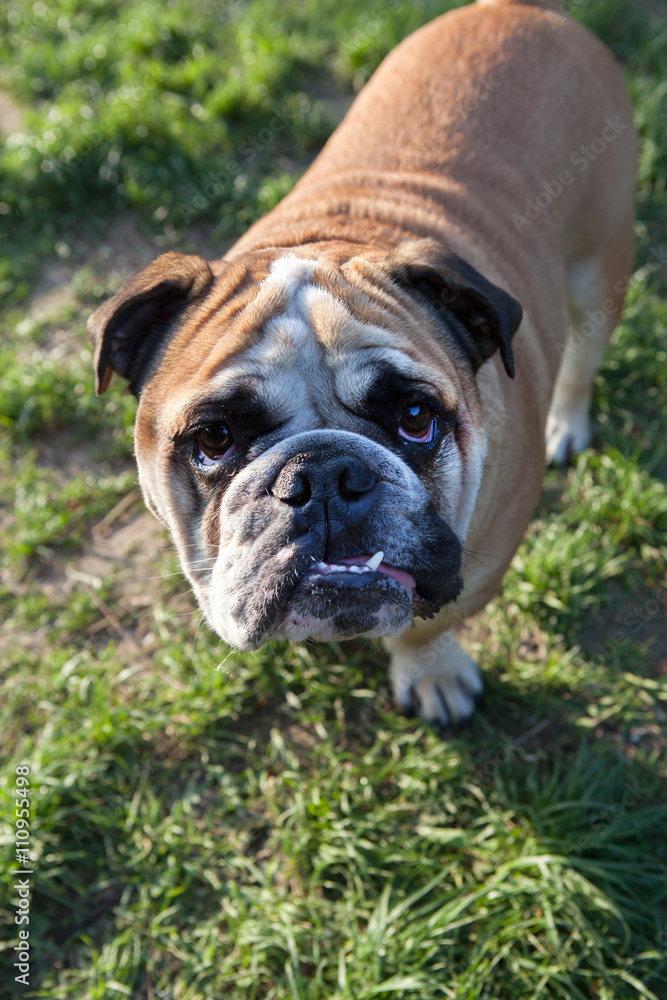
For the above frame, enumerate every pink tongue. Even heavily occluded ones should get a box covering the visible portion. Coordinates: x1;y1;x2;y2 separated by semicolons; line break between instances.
339;556;416;590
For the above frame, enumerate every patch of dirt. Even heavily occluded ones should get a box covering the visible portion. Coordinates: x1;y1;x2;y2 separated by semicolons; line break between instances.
46;506;167;603
576;581;667;675
0;89;23;135
23;213;233;350
2;500;175;657
27;213;164;313
11;215;171;376
27;260;79;320
309;78;355;126
67;506;180;662
32;432;134;481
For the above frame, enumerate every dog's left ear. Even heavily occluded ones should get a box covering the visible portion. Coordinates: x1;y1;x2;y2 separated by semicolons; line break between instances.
386;239;522;378
88;252;214;395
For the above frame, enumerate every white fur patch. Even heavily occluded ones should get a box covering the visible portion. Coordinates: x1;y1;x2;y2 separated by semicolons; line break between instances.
267;254;318;292
251;257;322;372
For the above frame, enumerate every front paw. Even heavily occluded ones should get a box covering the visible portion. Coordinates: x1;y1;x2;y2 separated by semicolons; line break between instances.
545;408;592;466
389;639;483;727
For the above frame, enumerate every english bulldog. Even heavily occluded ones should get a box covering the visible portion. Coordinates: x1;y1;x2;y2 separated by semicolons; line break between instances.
89;0;637;725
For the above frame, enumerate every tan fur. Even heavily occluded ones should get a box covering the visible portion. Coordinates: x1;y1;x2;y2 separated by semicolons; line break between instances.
89;0;636;724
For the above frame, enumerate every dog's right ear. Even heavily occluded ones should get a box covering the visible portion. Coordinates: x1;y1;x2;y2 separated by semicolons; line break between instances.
88;252;214;396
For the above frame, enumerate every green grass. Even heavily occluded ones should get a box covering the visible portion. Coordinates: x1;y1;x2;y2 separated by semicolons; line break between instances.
1;0;666;997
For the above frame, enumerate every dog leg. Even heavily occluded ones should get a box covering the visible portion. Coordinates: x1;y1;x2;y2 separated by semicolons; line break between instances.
546;223;634;465
387;631;483;726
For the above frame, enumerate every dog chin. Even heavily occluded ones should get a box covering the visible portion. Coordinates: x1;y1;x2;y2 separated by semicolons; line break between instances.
273;576;415;642
273;605;413;642
270;563;459;643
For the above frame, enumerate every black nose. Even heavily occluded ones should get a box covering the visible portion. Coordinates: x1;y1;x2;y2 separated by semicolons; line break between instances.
270;453;379;527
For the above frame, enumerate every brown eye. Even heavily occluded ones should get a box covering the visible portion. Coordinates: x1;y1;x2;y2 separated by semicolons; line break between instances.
195;424;235;465
399;403;437;442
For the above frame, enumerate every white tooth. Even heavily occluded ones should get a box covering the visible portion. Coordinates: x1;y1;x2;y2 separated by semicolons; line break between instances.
365;551;384;571
330;565;345;572
350;565;363;573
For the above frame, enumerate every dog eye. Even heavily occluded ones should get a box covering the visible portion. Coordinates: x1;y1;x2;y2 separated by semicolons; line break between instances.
398;403;437;443
195;423;236;465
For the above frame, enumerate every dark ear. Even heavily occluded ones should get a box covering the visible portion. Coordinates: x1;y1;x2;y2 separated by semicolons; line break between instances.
386;239;522;378
88;252;214;395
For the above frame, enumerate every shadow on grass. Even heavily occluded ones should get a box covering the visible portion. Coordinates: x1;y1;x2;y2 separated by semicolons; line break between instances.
24;644;666;994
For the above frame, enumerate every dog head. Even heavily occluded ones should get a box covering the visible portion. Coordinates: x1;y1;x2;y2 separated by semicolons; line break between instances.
89;239;521;649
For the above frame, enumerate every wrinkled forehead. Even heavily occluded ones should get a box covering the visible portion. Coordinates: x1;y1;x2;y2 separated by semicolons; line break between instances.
157;255;459;434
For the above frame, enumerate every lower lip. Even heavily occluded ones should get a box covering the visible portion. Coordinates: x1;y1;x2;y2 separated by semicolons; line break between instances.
318;557;416;590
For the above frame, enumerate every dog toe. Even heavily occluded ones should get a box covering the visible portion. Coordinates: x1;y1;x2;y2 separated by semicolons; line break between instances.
410;667;481;727
389;634;483;728
545;411;592;466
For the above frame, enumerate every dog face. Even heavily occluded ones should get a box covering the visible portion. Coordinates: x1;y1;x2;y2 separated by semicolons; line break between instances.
89;239;521;649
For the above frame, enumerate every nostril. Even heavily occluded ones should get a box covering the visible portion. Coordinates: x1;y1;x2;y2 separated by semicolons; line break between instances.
270;455;377;511
271;470;312;508
338;461;377;501
283;476;311;507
